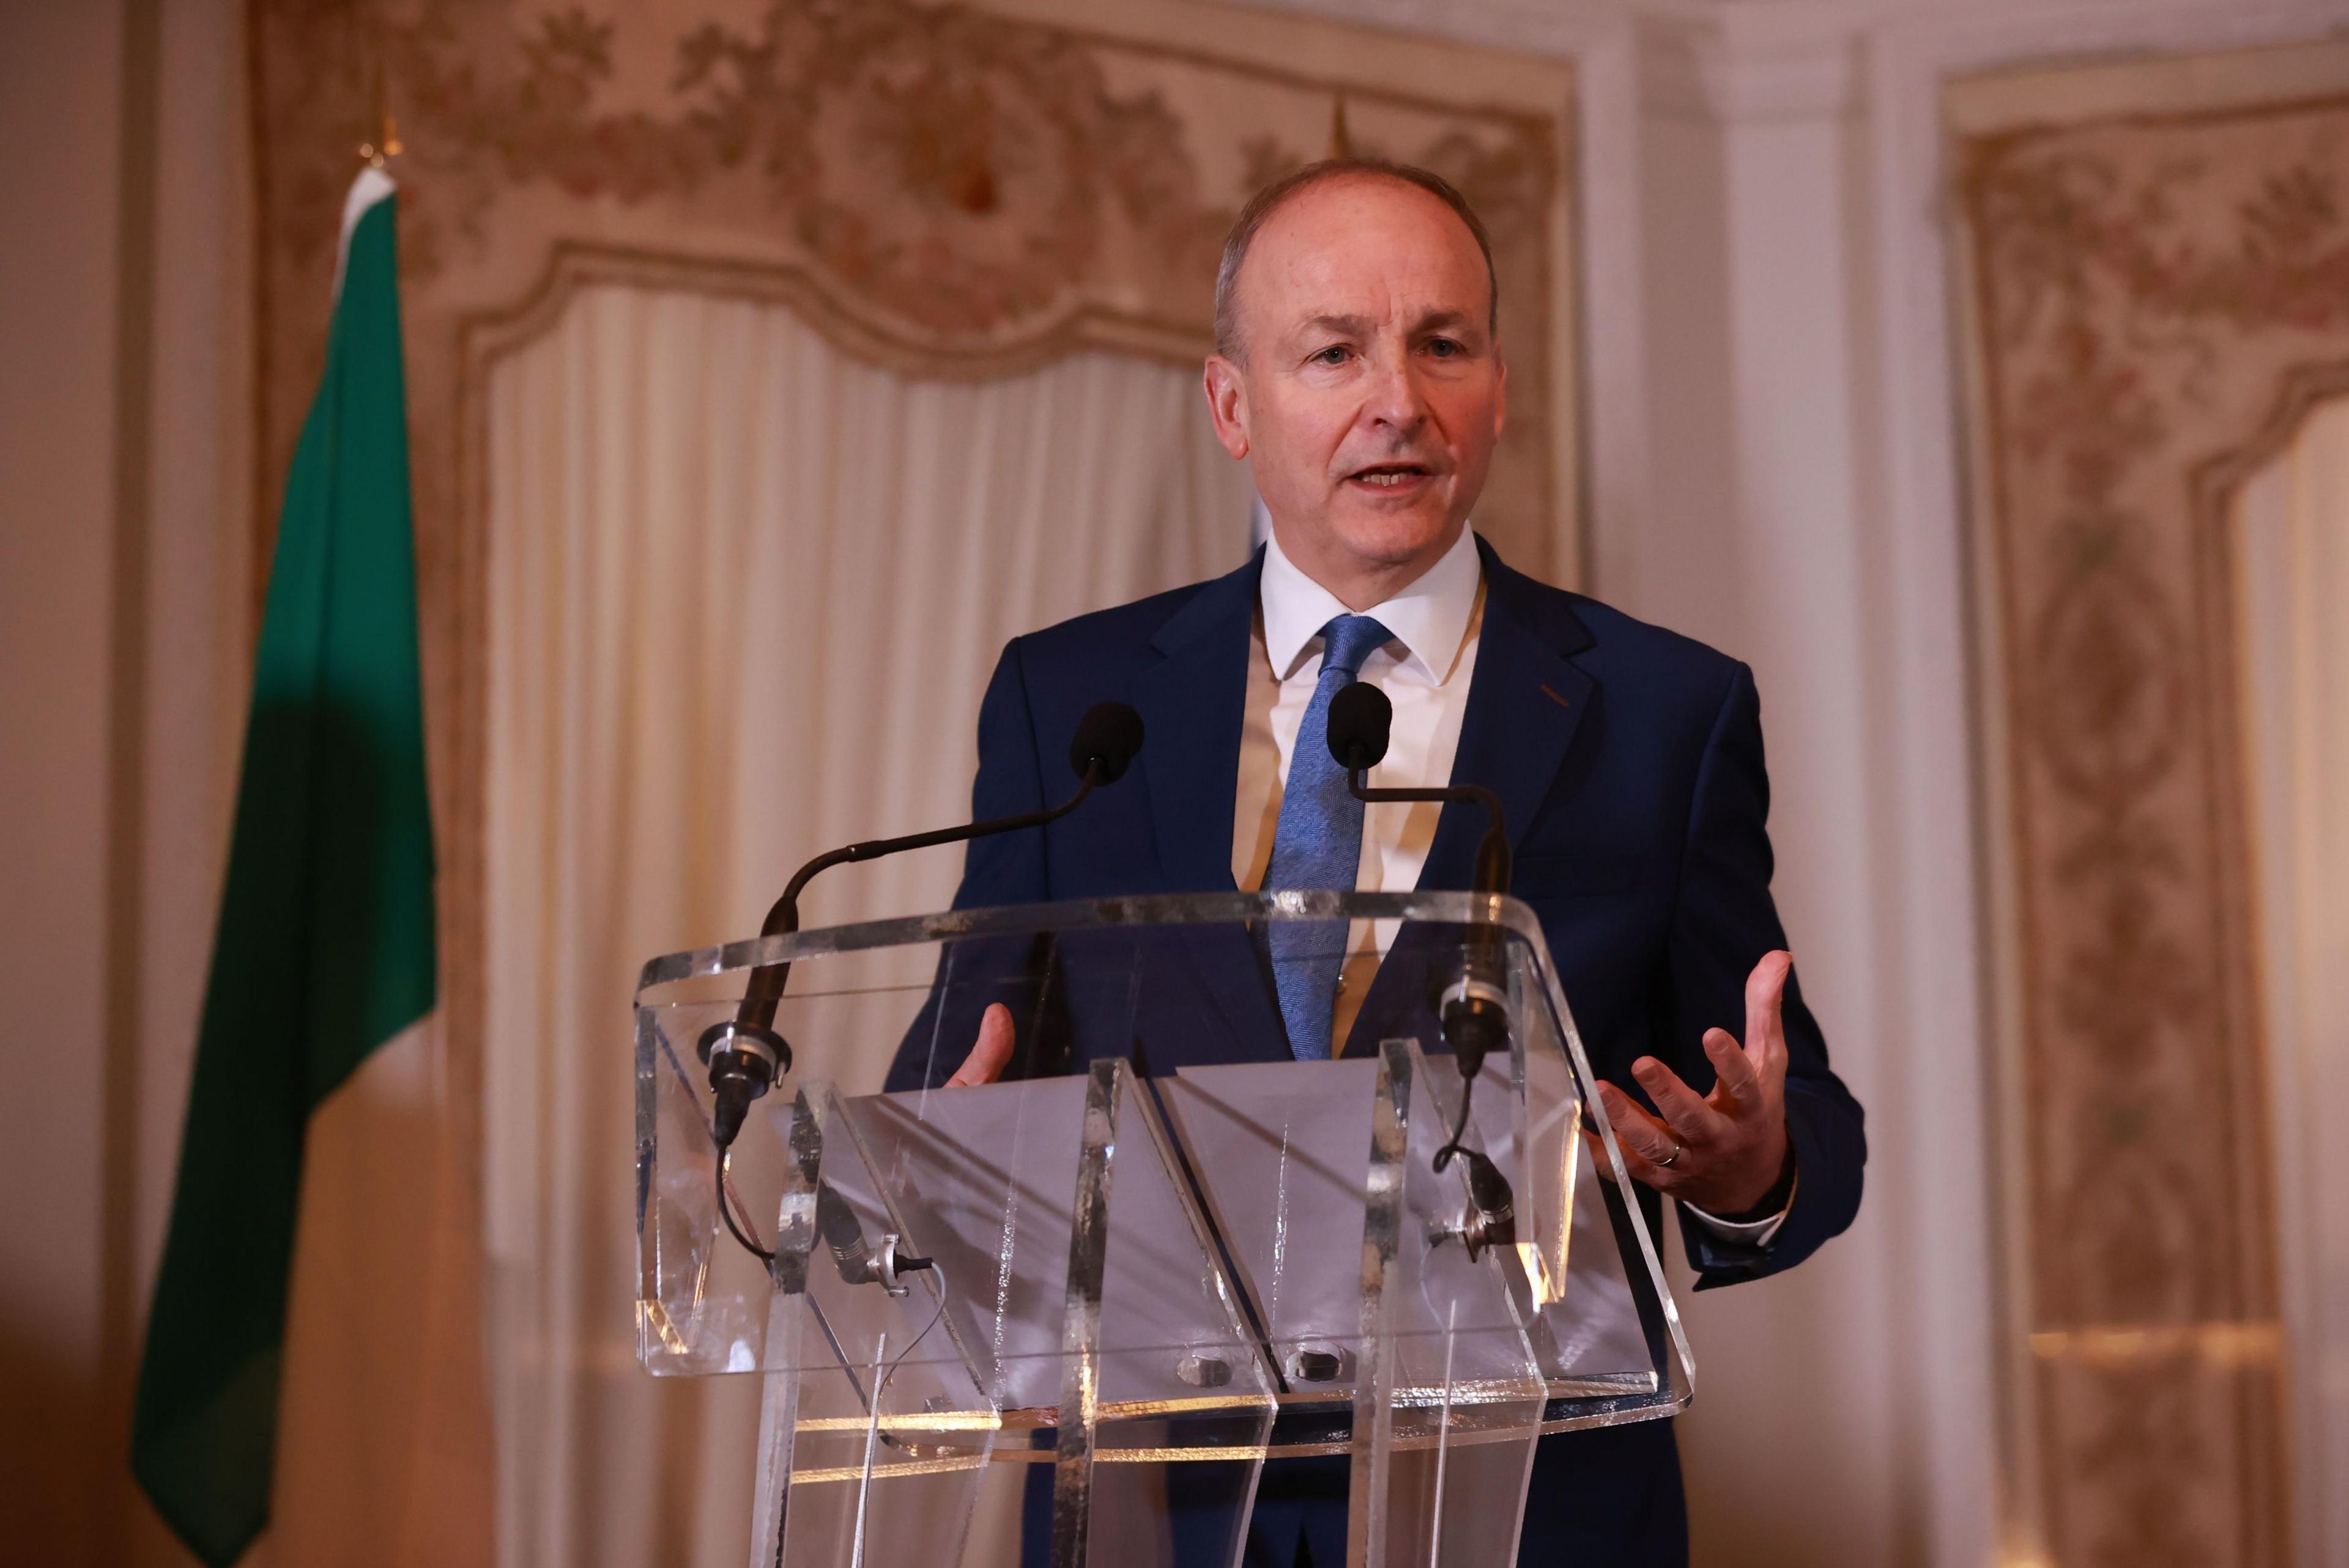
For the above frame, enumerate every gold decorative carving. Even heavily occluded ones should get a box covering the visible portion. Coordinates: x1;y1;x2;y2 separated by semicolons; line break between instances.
1958;78;2349;1568
253;1;1568;585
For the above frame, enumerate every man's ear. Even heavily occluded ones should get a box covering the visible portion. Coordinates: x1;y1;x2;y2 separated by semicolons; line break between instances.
1491;340;1508;441
1203;354;1251;460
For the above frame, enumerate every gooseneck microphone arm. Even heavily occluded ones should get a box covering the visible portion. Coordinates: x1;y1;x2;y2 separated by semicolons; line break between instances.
1323;687;1509;889
731;768;1102;1036
1349;778;1509;895
700;774;1102;1265
1325;681;1518;1258
700;701;1145;1266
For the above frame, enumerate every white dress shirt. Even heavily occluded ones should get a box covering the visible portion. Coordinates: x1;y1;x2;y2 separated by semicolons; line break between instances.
1233;523;1483;906
1231;525;1792;1244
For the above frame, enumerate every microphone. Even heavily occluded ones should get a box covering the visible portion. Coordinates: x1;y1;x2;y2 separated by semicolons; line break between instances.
699;700;1146;1155
1326;681;1516;1257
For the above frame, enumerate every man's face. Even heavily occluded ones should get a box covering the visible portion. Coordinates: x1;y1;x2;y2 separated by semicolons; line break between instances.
1205;176;1506;585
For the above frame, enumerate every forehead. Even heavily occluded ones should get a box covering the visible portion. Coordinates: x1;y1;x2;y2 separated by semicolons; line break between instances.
1239;176;1490;331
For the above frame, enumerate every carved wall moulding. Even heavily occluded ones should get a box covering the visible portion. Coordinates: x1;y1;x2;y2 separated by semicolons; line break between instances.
1952;40;2349;1568
254;0;1576;588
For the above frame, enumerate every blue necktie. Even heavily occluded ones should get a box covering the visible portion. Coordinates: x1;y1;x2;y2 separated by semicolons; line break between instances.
1265;613;1394;1060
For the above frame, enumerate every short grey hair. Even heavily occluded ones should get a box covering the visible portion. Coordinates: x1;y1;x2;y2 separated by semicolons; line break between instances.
1212;158;1499;361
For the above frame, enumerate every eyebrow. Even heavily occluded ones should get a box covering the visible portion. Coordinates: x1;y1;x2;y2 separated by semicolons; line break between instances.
1295;308;1480;339
1411;308;1475;334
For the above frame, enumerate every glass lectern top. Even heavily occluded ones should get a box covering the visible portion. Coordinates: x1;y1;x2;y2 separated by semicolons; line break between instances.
634;891;1693;1454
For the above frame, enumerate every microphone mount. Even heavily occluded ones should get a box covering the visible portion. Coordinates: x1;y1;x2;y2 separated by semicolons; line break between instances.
1326;680;1517;1259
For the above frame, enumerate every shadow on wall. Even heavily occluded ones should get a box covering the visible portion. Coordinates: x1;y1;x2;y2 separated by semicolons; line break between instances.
0;1317;109;1561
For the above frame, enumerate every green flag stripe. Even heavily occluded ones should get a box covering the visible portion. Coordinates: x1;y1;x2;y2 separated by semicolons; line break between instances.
132;182;436;1568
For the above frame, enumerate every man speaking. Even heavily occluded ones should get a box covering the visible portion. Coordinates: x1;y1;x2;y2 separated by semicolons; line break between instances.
892;160;1866;1567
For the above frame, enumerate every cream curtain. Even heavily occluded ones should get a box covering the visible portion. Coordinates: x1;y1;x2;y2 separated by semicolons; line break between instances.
2233;394;2349;1568
481;284;1252;1568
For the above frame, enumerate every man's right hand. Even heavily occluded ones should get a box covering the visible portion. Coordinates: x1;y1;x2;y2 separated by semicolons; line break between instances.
945;1002;1015;1087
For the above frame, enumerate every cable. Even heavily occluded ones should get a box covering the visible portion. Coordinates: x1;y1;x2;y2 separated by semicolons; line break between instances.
712;1152;946;1400
873;1262;951;1404
1429;1071;1515;1262
716;1150;776;1264
1430;1087;1477;1175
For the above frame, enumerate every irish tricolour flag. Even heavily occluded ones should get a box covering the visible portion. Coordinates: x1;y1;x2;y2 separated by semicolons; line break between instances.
132;167;437;1567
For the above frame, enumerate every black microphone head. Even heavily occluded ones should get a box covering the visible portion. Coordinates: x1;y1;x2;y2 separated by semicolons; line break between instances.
1070;701;1145;784
1326;681;1392;771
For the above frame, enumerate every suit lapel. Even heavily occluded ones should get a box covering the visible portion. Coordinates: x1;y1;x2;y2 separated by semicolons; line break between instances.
1130;551;1292;1063
1131;550;1260;894
1417;537;1595;892
1346;540;1597;1060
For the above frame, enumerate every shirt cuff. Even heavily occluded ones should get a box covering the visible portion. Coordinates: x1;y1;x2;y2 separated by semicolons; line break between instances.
1680;1167;1799;1249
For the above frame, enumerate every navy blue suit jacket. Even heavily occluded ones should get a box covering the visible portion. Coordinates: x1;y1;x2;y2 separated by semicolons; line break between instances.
891;537;1865;1564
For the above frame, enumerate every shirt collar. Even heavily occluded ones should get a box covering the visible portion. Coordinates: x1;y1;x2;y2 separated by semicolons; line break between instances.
1260;524;1482;687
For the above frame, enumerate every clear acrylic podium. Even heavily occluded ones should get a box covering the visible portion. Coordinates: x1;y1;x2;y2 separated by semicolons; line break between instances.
634;892;1694;1568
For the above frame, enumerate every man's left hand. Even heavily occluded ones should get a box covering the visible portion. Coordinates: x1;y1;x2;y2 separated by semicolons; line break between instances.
1590;950;1794;1217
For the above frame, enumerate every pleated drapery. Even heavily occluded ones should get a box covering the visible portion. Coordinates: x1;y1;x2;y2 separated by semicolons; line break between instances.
2233;394;2349;1568
482;286;1252;1567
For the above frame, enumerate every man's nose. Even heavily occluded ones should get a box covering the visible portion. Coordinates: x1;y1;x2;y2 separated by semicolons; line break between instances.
1363;348;1430;435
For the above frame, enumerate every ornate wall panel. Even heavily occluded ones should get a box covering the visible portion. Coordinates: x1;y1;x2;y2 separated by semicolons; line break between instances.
253;0;1576;594
1951;42;2349;1568
246;0;1576;1345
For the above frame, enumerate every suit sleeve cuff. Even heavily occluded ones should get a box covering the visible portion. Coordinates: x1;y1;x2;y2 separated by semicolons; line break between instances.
1680;1167;1798;1249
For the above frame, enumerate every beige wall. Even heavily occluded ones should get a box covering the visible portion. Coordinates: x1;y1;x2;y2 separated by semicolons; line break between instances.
0;0;245;1560
1;0;130;1551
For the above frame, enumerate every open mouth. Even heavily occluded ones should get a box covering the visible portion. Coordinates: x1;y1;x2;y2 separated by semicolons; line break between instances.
1346;463;1436;490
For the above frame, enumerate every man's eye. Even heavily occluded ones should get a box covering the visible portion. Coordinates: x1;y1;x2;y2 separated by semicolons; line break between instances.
1426;337;1463;358
1310;345;1351;366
